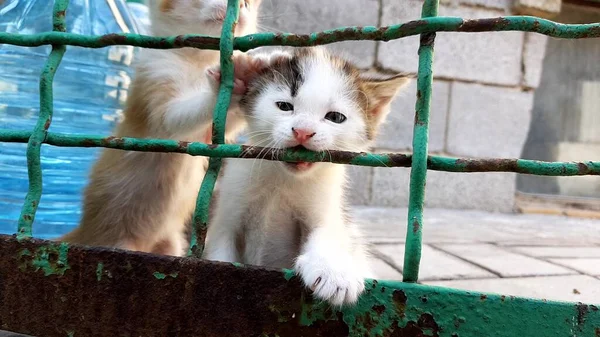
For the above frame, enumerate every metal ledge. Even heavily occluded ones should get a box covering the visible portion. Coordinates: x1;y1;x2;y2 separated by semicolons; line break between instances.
0;235;598;337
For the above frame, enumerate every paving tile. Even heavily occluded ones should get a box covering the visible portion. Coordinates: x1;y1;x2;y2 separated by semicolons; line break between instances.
368;256;403;281
548;258;600;276
425;275;600;304
511;246;600;258
374;244;496;281
435;244;574;277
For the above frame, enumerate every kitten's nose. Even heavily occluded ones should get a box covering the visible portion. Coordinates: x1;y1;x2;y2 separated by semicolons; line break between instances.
292;128;316;144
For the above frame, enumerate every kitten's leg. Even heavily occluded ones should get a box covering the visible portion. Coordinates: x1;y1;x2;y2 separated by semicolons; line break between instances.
203;206;245;263
294;221;371;306
151;231;186;257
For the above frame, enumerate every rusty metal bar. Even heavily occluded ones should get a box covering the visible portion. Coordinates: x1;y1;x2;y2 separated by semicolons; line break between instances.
403;0;439;284
16;0;69;239
2;16;600;52
0;235;598;337
1;130;599;176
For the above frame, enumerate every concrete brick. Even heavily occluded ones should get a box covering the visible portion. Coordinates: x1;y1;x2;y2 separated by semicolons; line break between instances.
513;0;562;18
375;244;496;281
347;166;373;205
371;168;517;212
512;246;600;258
378;1;524;86
370;167;410;208
523;33;548;88
549;258;600;276
435;243;574;277
425;275;600;303
377;80;450;152
446;82;534;158
260;0;378;68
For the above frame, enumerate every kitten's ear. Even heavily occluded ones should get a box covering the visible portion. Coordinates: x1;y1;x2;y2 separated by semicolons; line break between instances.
361;74;411;128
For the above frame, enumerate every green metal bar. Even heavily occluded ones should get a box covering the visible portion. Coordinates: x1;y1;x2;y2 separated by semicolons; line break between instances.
2;130;600;176
403;0;439;283
16;0;69;239
1;16;600;51
188;0;240;257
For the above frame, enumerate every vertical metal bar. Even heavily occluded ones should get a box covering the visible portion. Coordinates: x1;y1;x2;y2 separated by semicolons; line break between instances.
188;0;240;256
17;0;69;239
402;0;439;282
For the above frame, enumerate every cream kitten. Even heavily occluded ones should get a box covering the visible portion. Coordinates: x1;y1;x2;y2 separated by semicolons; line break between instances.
203;48;410;305
59;0;262;256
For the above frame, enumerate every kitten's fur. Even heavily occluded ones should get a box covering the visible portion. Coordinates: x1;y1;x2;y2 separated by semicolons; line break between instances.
59;0;262;256
203;48;409;305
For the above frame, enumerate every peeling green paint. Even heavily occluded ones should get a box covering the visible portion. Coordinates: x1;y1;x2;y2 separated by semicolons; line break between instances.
282;269;295;281
18;242;70;276
153;271;178;280
96;263;104;281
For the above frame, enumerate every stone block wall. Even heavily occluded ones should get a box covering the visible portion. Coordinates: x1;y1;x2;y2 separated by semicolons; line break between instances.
262;0;552;212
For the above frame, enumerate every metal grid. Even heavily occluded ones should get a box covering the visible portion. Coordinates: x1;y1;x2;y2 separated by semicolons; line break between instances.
1;0;600;335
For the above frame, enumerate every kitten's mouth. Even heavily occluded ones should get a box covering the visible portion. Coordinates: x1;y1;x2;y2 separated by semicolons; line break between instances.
283;145;315;173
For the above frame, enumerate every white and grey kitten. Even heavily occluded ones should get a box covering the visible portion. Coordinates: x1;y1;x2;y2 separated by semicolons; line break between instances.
203;47;410;306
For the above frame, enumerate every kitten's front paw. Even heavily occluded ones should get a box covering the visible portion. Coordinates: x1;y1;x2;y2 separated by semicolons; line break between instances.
295;252;366;306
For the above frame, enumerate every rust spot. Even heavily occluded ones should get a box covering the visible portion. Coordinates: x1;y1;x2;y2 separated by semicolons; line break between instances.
591;305;598;311
185;36;220;50
577;162;590;174
177;141;190;150
80;139;96;147
381;287;386;293
392;290;407;316
43;119;51;130
576;303;588;326
99;33;128;46
22;215;32;221
595;327;600;337
412;220;420;234
500;295;506;302
372;305;385;315
399;20;428;35
419;32;436;47
419;296;428;303
55;10;66;18
480;294;487;301
455;158;519;173
417;313;440;336
458;17;511;32
388;314;440;337
388;154;411;167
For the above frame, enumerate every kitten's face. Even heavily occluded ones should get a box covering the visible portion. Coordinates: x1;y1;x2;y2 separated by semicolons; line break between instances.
153;0;261;37
242;48;409;175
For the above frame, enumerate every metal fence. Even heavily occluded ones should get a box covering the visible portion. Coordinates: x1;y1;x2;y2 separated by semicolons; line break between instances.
0;0;599;336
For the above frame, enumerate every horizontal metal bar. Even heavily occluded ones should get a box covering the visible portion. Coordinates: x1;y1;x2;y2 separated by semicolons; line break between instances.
1;130;599;176
0;235;598;337
0;16;599;52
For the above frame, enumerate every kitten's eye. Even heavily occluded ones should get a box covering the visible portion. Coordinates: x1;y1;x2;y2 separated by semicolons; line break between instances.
325;111;347;124
244;0;249;7
276;101;294;112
